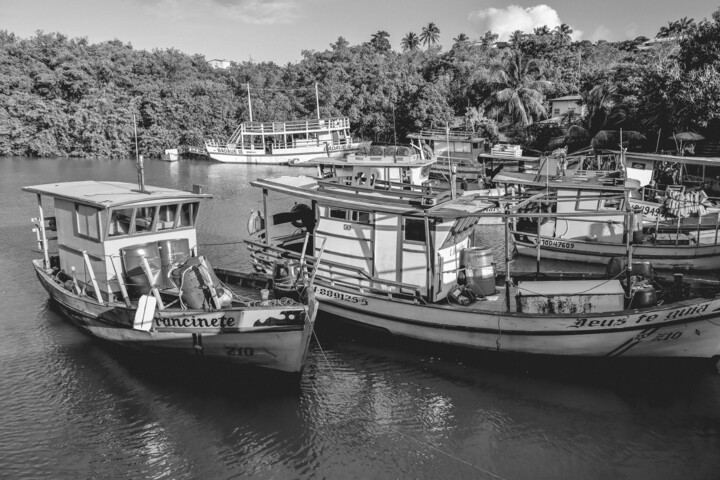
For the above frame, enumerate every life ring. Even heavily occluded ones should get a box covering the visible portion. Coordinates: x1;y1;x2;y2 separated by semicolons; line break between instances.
247;210;264;235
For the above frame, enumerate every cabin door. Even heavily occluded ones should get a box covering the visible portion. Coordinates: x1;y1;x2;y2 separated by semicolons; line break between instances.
399;217;429;294
373;212;400;283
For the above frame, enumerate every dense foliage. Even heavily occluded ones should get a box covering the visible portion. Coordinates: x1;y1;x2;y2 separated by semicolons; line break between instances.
1;7;720;158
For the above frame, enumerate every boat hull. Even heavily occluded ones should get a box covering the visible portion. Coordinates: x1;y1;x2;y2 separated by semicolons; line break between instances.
206;142;369;164
513;233;720;270
311;284;720;360
34;261;315;374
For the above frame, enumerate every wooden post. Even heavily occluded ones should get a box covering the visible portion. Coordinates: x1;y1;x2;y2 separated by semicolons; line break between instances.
82;251;104;305
37;194;49;269
504;212;511;312
110;256;132;308
140;256;164;310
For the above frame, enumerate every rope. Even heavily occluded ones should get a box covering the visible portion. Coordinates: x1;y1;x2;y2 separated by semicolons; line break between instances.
310;331;510;480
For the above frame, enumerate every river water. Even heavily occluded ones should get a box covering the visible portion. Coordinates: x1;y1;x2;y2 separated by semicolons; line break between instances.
2;156;720;480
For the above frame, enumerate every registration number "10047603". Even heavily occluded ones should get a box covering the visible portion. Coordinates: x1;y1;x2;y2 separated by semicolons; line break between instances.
314;286;368;306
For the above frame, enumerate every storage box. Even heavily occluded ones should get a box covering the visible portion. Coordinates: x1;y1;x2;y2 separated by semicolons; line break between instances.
516;279;624;314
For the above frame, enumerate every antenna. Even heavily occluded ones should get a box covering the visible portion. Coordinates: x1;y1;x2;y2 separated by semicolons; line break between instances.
133;114;146;193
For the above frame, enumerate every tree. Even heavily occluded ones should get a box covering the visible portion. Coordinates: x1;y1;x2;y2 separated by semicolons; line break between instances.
509;30;524;47
453;33;469;47
401;32;420;52
420;22;440;48
554;24;573;42
533;25;551;36
483;50;551;126
370;30;391;53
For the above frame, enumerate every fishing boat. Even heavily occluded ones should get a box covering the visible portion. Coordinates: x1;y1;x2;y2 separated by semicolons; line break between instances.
495;168;720;271
242;160;720;368
25;174;318;376
159;148;179;162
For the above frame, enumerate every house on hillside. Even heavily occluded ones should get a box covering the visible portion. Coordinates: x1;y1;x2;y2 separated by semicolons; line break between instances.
549;95;584;118
208;59;231;69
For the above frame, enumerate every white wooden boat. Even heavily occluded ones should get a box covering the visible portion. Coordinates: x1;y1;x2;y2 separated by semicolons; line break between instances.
159;148;179;161
494;170;720;271
25;180;317;376
241;161;720;367
205;117;369;164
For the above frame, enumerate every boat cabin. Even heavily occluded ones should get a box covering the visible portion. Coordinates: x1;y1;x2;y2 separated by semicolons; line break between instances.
310;144;435;186
23;181;209;303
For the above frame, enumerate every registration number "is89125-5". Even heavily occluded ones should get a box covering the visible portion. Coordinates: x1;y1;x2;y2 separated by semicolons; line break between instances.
314;286;368;306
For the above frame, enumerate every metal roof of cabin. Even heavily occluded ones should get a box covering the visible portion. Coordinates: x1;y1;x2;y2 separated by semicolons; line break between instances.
22;181;210;209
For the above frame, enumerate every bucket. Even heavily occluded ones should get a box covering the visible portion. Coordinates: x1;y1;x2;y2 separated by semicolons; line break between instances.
461;247;496;296
121;242;161;297
158;239;190;288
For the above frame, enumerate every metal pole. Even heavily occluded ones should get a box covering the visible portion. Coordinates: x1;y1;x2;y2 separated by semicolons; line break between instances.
247;83;253;122
315;82;320;120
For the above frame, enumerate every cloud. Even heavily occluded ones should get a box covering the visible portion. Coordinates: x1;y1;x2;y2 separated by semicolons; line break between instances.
468;4;581;41
589;25;612;42
140;0;303;25
207;0;302;24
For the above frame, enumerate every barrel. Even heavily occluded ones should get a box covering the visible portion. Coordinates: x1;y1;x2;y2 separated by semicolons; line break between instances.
461;247;496;296
121;242;161;297
158;239;190;289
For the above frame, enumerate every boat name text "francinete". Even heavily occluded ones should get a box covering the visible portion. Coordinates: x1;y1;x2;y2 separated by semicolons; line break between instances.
154;315;236;328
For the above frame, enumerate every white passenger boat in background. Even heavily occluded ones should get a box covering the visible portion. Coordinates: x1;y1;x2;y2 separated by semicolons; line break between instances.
240;157;720;368
205;117;369;164
24;177;317;377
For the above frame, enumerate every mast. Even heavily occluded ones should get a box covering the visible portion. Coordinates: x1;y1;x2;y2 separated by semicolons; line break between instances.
315;82;320;120
247;83;253;122
133;114;146;193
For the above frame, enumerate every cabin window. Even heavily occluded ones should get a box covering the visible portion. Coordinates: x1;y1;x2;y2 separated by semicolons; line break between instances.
108;208;134;237
329;208;346;220
134;206;157;233
404;218;426;243
157;204;178;231
351;210;371;224
177;202;199;227
76;204;100;240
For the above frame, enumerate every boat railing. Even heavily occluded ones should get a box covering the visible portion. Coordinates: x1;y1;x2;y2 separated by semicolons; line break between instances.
245;240;426;303
239;117;349;136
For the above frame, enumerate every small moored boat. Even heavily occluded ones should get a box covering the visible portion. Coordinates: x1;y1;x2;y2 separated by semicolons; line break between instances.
25;179;317;376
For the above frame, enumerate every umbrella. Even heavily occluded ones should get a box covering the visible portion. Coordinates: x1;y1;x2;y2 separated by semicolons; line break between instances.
670;132;705;141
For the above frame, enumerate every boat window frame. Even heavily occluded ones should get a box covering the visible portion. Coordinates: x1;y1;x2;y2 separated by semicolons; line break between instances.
105;201;199;239
75;203;102;242
573;191;625;212
325;207;372;225
403;217;427;244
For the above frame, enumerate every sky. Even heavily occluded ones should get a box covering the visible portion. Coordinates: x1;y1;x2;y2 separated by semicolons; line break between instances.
3;0;719;64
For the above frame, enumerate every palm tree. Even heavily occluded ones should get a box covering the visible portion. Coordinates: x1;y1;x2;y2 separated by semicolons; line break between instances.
370;30;391;52
554;24;573;41
420;22;440;47
400;32;420;52
533;25;551;36
509;30;524;47
480;31;499;48
482;50;552;126
453;33;469;46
